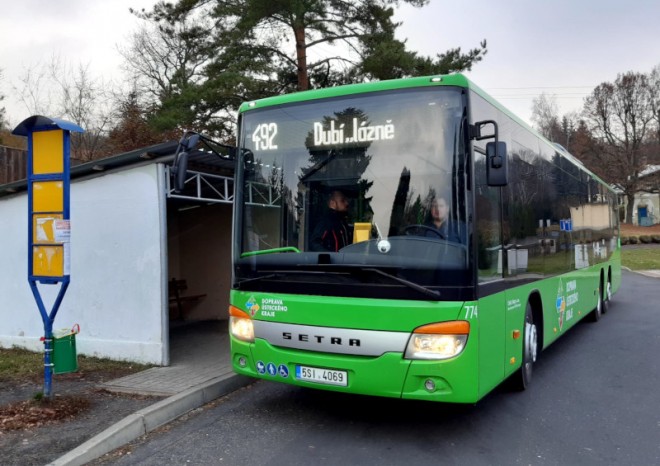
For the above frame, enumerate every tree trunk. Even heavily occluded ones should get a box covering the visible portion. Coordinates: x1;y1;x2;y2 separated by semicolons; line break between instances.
293;23;308;91
625;192;635;224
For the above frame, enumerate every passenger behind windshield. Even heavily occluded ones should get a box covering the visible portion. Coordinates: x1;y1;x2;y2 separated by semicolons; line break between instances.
407;195;464;243
309;190;353;252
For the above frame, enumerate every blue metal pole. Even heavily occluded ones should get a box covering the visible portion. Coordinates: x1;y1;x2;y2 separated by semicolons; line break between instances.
29;281;53;398
29;280;68;399
43;327;53;399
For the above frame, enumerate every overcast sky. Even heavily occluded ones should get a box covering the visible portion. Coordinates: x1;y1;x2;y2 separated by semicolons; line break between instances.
397;0;660;123
0;0;154;127
2;0;659;129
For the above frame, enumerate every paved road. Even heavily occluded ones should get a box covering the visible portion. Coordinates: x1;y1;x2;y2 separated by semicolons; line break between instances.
105;270;660;465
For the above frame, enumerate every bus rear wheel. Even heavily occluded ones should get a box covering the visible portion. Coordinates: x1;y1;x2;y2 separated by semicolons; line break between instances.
590;284;603;322
602;277;612;315
512;303;537;391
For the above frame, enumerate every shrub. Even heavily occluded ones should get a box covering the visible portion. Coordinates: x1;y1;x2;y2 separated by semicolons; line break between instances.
628;236;639;244
639;235;652;244
652;235;660;244
621;236;629;245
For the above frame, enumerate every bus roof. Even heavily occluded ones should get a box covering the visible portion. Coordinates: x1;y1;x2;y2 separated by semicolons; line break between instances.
238;74;472;113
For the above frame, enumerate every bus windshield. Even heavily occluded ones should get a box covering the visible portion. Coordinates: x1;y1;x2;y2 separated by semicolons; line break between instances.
235;87;471;299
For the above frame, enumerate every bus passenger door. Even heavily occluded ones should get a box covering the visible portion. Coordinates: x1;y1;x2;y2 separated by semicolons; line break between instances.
474;149;506;397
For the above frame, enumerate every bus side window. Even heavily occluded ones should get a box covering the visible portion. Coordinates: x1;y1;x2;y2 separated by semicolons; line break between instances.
475;149;503;281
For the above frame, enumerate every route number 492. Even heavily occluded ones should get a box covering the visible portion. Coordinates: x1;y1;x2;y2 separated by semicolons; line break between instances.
252;123;278;151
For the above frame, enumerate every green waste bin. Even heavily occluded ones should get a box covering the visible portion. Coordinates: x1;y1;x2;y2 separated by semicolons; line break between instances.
53;326;79;374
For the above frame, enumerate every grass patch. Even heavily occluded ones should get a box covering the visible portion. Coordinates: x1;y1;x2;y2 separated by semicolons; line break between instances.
0;347;43;382
0;346;152;383
621;247;660;270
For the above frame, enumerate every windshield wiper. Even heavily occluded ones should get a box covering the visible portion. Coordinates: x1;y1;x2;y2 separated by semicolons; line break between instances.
235;265;440;299
236;270;328;289
234;273;279;289
240;247;300;258
293;264;441;300
362;268;441;300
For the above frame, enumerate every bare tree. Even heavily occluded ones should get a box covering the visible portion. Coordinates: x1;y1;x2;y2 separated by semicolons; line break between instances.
119;11;212;105
531;93;561;141
12;56;116;161
582;72;655;223
648;64;660;157
0;69;6;128
531;94;585;154
52;61;115;160
118;10;231;135
12;64;54;116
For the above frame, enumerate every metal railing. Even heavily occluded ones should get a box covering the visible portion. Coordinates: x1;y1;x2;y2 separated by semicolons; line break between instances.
165;166;281;207
165;166;234;204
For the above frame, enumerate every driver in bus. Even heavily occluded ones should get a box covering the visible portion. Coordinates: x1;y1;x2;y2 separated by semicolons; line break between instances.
310;190;352;252
423;196;463;243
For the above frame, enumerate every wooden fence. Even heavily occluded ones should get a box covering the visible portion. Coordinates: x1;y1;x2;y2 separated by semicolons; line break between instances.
0;145;27;184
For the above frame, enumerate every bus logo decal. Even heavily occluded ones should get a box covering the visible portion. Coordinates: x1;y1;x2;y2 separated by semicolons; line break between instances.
246;296;260;316
556;279;566;330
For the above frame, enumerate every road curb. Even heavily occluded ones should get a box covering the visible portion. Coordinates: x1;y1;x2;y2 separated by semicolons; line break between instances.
622;266;660;278
48;373;253;466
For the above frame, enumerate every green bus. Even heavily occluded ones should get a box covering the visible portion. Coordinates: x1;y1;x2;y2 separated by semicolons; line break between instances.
228;74;621;403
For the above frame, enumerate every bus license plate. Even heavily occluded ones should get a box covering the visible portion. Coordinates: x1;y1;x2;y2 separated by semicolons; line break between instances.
295;365;347;387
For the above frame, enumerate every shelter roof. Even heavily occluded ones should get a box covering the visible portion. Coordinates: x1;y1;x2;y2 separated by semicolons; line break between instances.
0;140;235;199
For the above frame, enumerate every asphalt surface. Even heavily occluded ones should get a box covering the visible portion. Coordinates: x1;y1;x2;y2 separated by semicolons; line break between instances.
93;269;660;466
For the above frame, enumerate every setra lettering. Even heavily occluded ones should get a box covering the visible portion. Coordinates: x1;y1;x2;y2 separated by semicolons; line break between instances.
281;332;361;346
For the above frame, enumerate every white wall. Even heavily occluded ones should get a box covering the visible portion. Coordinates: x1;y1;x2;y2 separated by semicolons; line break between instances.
632;192;660;225
0;163;168;364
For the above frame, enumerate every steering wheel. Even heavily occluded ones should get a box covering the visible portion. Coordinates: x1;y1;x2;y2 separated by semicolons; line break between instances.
403;224;444;239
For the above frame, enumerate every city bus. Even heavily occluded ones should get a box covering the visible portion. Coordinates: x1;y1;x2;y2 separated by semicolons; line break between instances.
226;74;621;403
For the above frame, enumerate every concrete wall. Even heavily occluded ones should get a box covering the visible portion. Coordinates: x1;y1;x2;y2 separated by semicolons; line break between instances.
571;203;611;229
0;163;168;364
632;192;660;225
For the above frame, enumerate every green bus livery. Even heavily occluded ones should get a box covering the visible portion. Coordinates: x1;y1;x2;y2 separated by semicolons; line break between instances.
228;74;621;403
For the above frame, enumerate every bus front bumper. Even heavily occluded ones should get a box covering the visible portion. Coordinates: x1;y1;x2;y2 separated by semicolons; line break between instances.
231;337;479;403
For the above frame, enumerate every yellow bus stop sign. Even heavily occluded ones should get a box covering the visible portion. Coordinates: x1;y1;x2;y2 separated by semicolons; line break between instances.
13;116;82;282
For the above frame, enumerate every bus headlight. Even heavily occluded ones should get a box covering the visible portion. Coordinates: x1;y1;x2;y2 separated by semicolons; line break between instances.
404;321;469;360
229;306;254;342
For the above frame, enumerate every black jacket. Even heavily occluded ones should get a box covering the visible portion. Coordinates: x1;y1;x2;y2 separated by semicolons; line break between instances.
310;210;351;252
423;220;464;243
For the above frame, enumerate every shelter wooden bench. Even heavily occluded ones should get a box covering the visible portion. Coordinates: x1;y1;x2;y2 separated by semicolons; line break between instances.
168;278;207;320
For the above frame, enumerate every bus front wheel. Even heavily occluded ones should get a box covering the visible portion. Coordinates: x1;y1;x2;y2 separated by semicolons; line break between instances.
512;303;537;391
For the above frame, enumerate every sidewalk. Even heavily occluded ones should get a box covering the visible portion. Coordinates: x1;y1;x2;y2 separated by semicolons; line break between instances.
50;321;252;466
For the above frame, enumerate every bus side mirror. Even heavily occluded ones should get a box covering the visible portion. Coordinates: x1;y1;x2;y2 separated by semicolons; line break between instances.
172;133;199;193
486;141;508;186
174;151;189;193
